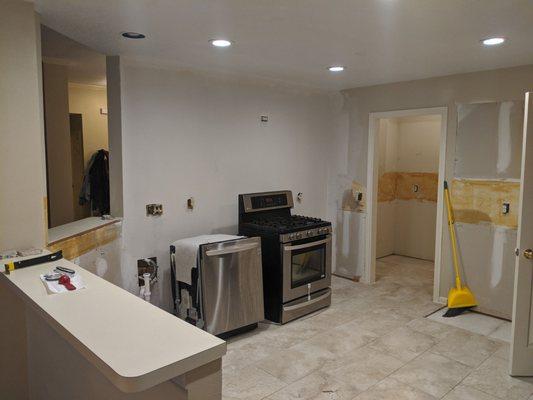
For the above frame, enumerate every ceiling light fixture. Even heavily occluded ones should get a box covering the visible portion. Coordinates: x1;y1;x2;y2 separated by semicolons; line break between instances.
121;32;146;39
481;37;505;46
328;66;345;72
210;39;232;47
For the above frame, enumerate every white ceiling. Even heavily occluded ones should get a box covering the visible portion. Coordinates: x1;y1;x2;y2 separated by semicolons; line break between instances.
34;0;533;91
41;25;106;86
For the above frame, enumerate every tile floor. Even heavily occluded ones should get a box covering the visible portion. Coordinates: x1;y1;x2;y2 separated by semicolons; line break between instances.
428;308;512;342
222;255;533;400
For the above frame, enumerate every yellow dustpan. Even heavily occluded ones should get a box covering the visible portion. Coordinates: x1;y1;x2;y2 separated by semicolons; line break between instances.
443;181;477;317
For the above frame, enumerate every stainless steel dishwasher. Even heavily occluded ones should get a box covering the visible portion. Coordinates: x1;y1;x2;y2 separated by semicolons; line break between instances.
197;237;264;336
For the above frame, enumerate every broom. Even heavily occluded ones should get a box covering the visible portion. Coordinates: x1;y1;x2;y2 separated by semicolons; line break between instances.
443;181;477;317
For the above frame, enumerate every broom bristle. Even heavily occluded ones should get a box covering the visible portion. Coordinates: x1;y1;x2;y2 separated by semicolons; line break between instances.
442;307;473;318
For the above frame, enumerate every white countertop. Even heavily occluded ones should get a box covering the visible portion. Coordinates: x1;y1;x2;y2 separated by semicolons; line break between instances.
48;217;121;244
1;254;226;393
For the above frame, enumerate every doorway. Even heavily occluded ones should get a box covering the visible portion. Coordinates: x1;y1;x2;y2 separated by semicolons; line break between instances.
365;107;448;303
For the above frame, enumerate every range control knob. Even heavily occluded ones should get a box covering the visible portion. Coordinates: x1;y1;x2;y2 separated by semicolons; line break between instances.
307;230;313;236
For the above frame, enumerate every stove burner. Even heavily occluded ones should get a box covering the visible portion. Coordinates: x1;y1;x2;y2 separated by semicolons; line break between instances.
244;214;328;233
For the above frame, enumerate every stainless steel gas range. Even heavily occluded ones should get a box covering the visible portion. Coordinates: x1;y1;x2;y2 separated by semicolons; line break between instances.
238;190;332;323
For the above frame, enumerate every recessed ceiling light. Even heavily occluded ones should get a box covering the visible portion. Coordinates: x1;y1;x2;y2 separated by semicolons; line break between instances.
210;39;232;47
121;32;146;39
482;37;505;46
328;66;345;72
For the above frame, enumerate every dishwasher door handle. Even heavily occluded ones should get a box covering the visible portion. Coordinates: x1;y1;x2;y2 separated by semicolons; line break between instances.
205;242;259;257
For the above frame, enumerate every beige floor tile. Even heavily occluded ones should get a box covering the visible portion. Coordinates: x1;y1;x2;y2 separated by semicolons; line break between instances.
430;329;501;367
267;370;361;400
407;317;461;340
427;310;505;336
256;346;334;384
488;321;512;343
323;346;405;392
368;326;438;362
442;385;501;400
462;355;533;400
223;365;287;400
391;352;472;398
260;319;327;349
353;377;437;400
295;322;378;357
302;307;360;330
493;342;510;361
354;308;414;336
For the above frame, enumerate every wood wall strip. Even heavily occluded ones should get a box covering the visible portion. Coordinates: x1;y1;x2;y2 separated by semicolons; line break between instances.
451;179;519;228
378;172;438;203
47;223;120;260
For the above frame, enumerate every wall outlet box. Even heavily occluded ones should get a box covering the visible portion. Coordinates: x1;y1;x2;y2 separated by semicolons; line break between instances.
146;204;163;216
502;202;510;215
137;257;157;286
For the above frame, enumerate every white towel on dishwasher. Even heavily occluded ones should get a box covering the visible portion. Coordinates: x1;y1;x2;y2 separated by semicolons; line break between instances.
171;234;243;285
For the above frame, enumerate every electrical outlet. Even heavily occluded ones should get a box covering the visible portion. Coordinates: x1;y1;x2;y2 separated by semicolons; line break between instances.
146;204;163;216
502;202;510;215
187;198;194;210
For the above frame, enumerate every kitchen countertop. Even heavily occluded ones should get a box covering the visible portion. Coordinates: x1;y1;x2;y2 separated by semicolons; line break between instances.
0;253;226;393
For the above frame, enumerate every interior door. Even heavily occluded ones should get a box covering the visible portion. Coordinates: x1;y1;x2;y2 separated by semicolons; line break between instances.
511;92;533;376
69;113;90;220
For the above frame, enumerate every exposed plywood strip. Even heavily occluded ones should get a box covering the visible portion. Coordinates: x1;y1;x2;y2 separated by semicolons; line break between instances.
378;172;438;203
378;172;397;202
47;222;120;260
451;179;520;228
341;181;366;212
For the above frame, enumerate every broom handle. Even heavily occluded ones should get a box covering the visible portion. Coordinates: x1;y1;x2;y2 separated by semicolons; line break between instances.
444;181;462;290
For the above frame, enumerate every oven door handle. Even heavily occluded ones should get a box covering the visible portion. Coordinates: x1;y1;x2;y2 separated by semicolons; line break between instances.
283;289;331;311
283;236;331;251
205;242;258;257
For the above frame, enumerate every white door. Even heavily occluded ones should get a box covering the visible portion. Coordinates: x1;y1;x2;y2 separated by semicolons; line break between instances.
511;92;533;376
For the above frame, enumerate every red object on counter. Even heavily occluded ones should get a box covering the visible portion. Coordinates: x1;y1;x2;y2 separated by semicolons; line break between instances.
58;275;76;291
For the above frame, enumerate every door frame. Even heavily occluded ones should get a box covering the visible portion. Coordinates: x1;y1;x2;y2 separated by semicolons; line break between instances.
365;107;448;304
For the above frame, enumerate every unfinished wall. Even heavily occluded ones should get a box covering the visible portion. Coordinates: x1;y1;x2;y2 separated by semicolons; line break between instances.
117;62;334;309
68;83;109;166
376;116;440;261
450;101;523;318
0;0;47;251
43;63;75;228
328;64;533;319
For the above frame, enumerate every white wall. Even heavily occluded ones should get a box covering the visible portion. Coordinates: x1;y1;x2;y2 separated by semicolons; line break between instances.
0;0;46;250
376;119;398;258
118;63;334;309
68;83;108;166
394;116;440;260
328;64;533;318
0;3;45;398
376;116;440;261
395;116;441;173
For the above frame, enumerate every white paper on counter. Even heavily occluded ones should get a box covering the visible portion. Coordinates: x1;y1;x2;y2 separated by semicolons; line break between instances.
40;274;86;294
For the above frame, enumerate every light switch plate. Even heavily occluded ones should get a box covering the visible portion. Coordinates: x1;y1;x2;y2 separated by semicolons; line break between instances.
146;204;163;216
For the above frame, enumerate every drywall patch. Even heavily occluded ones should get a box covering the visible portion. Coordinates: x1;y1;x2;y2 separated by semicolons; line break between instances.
378;172;438;203
451;179;520;228
342;181;366;212
497;102;513;174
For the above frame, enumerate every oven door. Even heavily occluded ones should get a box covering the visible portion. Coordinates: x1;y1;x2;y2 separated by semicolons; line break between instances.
282;234;332;303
